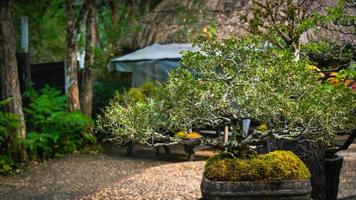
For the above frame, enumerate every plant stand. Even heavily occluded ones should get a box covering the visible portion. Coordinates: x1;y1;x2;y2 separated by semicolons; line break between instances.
126;142;171;156
155;146;171;155
325;155;343;200
184;144;195;161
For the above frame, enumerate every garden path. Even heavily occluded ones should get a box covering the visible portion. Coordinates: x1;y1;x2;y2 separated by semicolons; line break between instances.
0;145;212;200
78;144;356;200
0;144;355;200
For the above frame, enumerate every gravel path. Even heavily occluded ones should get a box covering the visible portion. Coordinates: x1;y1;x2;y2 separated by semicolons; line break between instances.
0;144;354;200
0;153;165;200
80;161;205;200
0;145;212;200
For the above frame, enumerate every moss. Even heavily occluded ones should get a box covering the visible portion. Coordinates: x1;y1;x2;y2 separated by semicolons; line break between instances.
204;150;311;182
256;123;268;132
205;152;235;168
175;131;202;139
175;131;186;138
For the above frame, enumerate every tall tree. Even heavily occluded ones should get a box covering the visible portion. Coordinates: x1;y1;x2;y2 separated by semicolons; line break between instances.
65;0;91;111
0;0;28;161
80;0;96;116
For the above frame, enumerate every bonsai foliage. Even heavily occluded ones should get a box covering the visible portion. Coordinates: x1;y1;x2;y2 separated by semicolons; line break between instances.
244;0;354;59
204;150;311;181
97;35;355;156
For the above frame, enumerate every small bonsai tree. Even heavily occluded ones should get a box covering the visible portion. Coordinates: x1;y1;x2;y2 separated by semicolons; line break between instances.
97;35;355;157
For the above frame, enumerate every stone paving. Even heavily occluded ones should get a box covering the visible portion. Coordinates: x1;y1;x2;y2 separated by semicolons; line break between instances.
79;161;205;200
80;145;356;200
0;153;166;200
0;144;355;200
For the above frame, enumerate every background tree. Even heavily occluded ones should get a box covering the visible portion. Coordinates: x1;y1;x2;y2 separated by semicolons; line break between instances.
80;0;96;116
65;0;92;112
0;0;28;161
13;0;66;63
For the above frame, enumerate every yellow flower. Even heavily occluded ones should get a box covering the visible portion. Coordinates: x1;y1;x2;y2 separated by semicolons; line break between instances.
329;72;338;77
306;64;321;72
202;27;208;33
306;65;324;78
318;72;325;78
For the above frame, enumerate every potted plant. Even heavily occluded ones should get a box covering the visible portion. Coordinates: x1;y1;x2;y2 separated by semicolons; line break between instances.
96;35;355;199
201;150;312;199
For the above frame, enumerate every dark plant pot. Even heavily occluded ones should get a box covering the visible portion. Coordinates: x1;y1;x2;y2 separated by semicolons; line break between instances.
201;176;312;200
325;155;343;200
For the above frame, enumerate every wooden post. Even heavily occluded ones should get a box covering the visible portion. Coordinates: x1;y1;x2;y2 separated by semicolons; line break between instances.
16;16;30;92
16;52;31;92
224;126;229;144
20;16;28;52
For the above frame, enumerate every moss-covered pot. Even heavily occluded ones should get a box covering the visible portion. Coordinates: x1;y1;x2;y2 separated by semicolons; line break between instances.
201;151;312;199
201;176;312;200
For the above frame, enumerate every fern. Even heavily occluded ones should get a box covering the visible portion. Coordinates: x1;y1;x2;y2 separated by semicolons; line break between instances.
0;98;20;174
24;86;96;160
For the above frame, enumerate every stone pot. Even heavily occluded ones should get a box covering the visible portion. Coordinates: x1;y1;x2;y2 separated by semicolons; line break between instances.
201;176;312;200
325;154;343;200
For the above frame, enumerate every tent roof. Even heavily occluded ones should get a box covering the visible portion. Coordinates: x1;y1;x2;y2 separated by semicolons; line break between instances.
111;43;199;62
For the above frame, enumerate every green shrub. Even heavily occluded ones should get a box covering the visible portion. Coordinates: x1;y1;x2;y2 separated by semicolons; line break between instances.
0;155;15;174
0;99;20;148
116;81;159;106
204;150;311;182
24;86;67;131
0;98;20;174
96;82;161;143
93;72;131;115
24;87;96;160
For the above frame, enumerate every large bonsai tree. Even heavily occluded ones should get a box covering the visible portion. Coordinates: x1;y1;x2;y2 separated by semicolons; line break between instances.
97;35;355;157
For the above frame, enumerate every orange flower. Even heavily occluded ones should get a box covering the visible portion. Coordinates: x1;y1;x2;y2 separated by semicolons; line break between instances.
327;77;340;85
344;79;353;87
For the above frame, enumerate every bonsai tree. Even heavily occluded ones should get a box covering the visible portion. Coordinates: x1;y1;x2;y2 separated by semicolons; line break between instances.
97;35;355;156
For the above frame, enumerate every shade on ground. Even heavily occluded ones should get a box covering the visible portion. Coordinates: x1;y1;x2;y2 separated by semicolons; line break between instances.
80;161;205;200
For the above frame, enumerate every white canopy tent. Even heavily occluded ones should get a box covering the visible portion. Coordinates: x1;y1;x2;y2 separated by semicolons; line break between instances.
108;43;199;86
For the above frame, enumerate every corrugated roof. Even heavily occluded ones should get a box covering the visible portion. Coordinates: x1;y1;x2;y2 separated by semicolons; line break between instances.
111;43;199;61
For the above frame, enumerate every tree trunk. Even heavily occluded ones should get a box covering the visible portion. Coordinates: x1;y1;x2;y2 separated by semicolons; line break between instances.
293;40;301;61
0;0;28;161
65;0;81;112
108;0;118;25
81;0;96;116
